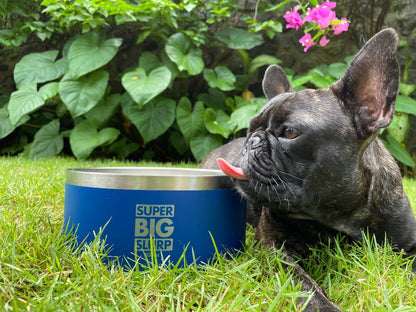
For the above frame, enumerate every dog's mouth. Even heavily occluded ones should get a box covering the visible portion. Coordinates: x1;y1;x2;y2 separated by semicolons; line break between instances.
217;155;303;208
217;158;247;180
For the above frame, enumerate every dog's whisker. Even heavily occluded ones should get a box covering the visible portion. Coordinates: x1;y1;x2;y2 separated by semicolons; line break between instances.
270;182;281;202
272;175;296;199
277;170;304;182
266;185;271;203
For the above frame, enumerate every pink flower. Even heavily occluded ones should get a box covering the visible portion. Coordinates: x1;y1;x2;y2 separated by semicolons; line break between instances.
332;18;349;34
304;1;337;29
284;8;304;30
319;35;330;47
323;0;337;9
299;33;316;52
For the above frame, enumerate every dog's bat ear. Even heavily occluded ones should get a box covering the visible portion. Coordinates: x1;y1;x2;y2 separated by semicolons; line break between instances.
331;28;399;138
262;65;294;100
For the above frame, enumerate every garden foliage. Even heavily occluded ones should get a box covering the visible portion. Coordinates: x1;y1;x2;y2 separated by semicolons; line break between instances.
1;0;415;168
1;0;286;161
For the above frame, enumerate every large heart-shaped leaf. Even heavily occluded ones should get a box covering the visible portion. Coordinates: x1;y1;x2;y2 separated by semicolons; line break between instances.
204;108;231;138
29;119;63;158
68;32;122;79
203;66;236;91
229;101;263;132
7;82;59;126
122;66;171;106
122;96;176;143
190;133;223;162
138;52;163;74
59;70;109;117
85;94;121;128
198;88;227;111
0;106;29;139
176;97;205;143
39;82;59;100
165;33;204;75
14;50;68;88
215;28;264;50
8;84;45;126
70;119;120;159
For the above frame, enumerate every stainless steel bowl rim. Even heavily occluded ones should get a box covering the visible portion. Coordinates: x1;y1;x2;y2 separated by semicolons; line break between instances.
66;167;234;190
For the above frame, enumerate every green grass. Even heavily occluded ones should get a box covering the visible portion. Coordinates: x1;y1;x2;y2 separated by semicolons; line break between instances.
1;156;416;311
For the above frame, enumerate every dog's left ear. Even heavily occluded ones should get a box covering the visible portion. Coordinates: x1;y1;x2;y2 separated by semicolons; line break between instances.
262;65;294;100
331;28;400;138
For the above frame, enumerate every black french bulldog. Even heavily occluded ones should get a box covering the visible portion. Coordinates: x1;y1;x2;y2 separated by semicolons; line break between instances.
199;28;416;311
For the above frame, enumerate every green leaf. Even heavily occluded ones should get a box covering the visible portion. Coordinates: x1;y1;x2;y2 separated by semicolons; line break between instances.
190;133;223;162
197;88;227;111
229;103;262;132
328;62;348;80
122;66;171;106
382;134;415;168
169;131;188;155
121;96;176;143
215;28;264;50
70;119;120;159
248;55;281;75
238;49;250;68
160;50;180;80
8;84;45;126
344;55;354;66
136;30;151;45
6;82;57;128
291;75;312;88
204;108;231;138
265;0;292;11
395;95;416;115
176;97;205;143
68;32;122;79
14;50;68;88
138;52;162;74
387;113;409;143
108;137;139;159
0;106;29;139
59;70;109;117
399;83;416;97
203;66;236;91
165;32;204;75
85;93;121;128
39;82;59;100
307;69;334;88
29;119;63;158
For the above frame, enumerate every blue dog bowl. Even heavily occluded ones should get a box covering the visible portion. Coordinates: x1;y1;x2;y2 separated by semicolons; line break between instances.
64;167;246;268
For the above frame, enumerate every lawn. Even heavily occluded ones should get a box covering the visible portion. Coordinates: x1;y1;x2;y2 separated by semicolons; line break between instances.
1;156;416;311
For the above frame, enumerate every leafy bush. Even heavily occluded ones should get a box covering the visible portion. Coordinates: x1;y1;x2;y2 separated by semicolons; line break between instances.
1;0;285;161
1;0;415;169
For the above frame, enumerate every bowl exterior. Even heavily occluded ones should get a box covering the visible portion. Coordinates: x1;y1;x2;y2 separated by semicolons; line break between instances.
64;183;246;267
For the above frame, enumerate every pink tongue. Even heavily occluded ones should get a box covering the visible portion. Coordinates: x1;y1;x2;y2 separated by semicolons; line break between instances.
217;158;247;180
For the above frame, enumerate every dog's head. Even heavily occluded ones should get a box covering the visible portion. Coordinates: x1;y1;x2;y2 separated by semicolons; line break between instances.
219;29;399;213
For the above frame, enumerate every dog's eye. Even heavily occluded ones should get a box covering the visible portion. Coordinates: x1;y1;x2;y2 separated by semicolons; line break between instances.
282;128;299;139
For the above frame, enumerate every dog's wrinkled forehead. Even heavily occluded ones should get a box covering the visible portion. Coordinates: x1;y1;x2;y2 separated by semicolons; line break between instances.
252;89;347;132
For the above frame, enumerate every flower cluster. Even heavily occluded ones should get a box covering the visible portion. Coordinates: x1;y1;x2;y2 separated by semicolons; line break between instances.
284;0;349;52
